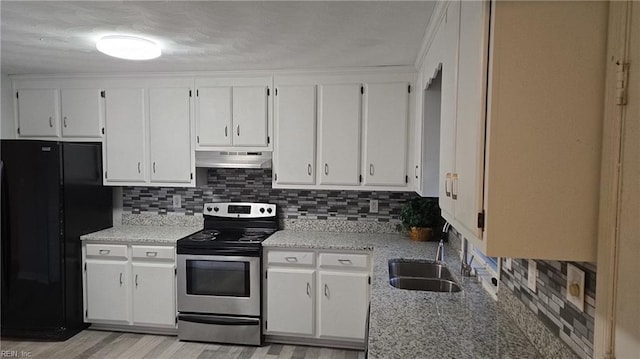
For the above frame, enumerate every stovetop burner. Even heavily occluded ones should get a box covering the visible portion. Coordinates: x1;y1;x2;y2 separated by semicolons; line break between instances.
188;229;221;241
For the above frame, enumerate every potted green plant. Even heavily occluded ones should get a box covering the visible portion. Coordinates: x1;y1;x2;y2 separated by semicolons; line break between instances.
399;197;442;241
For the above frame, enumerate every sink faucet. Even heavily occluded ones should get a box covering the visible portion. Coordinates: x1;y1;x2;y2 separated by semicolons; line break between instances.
461;243;475;277
435;240;444;262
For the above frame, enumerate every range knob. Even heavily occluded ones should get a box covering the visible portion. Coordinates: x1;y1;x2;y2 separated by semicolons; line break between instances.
214;207;219;212
267;208;273;214
206;206;212;212
260;208;265;213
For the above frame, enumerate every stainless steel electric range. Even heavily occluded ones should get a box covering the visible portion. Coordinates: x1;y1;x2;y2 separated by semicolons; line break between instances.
176;202;277;346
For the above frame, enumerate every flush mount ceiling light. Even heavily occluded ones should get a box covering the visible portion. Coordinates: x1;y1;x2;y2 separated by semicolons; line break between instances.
96;35;161;60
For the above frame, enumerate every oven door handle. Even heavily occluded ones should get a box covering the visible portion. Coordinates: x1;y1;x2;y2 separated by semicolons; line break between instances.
178;314;259;326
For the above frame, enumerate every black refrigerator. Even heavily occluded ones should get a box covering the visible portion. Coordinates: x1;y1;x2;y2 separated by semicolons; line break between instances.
1;140;112;340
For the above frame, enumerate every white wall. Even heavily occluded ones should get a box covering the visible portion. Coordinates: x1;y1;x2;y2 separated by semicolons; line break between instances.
1;73;15;139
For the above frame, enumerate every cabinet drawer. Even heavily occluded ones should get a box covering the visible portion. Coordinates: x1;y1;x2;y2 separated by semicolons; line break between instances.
267;251;315;266
132;245;175;261
86;244;127;259
319;253;369;270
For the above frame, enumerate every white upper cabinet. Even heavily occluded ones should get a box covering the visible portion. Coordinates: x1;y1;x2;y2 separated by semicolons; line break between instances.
415;0;607;261
149;87;192;183
273;84;317;186
318;84;361;186
196;87;232;147
15;86;104;140
273;73;414;191
16;89;60;137
195;76;272;151
232;86;268;146
363;82;409;187
104;88;146;183
60;89;103;138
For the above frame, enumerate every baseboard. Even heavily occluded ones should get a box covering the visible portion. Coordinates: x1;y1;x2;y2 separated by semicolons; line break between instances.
265;334;364;350
88;324;177;336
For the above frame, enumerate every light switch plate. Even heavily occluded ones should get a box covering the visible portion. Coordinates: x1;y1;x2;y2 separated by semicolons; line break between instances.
566;264;585;312
369;199;379;213
527;260;537;292
172;194;182;208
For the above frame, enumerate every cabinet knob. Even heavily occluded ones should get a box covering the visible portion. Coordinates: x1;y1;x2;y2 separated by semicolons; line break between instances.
153;162;156;174
324;163;329;176
415;165;419;179
237;125;240;136
49;116;53;128
307;164;312;176
451;174;458;200
63;116;67;128
225;126;228;137
369;164;374;176
138;162;141;174
445;173;452;197
135;274;139;287
324;283;329;297
119;273;123;286
306;282;311;296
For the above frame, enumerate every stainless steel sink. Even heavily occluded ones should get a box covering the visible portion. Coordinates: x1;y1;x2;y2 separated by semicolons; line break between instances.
388;259;461;293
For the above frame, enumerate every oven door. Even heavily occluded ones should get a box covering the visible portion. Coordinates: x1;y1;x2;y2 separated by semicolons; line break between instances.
177;254;260;317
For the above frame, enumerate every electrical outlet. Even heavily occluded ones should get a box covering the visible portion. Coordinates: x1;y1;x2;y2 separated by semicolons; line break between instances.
369;199;379;213
172;194;182;208
527;260;537;292
566;264;585;312
505;258;512;271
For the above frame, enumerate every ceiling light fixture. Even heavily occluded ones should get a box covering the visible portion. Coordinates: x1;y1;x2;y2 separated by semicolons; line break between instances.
96;35;161;60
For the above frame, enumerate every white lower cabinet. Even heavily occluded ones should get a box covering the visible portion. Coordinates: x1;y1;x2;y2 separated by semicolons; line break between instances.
132;263;176;327
83;243;176;331
85;258;129;323
264;248;371;348
266;268;315;335
318;271;369;340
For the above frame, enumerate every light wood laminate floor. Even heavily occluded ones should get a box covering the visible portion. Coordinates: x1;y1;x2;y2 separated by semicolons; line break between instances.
0;330;365;359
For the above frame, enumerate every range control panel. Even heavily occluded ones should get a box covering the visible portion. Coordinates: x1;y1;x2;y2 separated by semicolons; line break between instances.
203;202;276;218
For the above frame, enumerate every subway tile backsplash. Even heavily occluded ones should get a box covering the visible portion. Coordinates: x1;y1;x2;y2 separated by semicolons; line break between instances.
501;258;596;359
123;168;418;227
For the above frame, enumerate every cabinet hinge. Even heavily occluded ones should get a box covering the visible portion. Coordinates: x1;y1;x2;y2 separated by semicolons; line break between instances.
477;211;485;230
405;175;408;184
274;173;278;181
275;88;278;96
359;175;362;183
616;61;629;106
86;309;88;317
197;135;200;144
196;89;199;97
105;171;108;179
175;268;177;276
189;90;192;97
265;271;268;279
265;321;267;330
101;128;105;135
267;136;270;144
267;87;270;96
17;128;20;135
408;85;411;93
360;86;364;95
190;172;193;180
84;263;87;271
368;276;371;285
175;316;178;324
100;90;105;98
16;91;19;99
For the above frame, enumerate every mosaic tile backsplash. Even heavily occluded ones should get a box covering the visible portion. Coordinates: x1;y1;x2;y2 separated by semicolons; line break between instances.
123;168;418;226
500;258;596;359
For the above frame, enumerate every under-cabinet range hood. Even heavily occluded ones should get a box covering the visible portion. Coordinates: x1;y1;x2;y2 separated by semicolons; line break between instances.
195;151;272;169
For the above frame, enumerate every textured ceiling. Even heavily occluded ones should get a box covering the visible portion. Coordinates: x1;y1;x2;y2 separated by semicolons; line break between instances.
0;1;435;75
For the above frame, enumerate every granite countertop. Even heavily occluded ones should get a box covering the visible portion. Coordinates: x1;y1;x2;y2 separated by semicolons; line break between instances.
80;225;202;244
263;230;542;359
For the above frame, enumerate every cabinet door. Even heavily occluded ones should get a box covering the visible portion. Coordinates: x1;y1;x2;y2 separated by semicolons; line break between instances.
454;0;488;239
318;84;361;186
17;89;59;137
363;82;409;186
196;87;232;147
149;88;192;183
232;86;268;146
85;259;129;323
273;85;316;185
266;268;314;335
318;271;369;340
104;89;146;182
61;89;103;138
132;263;176;327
